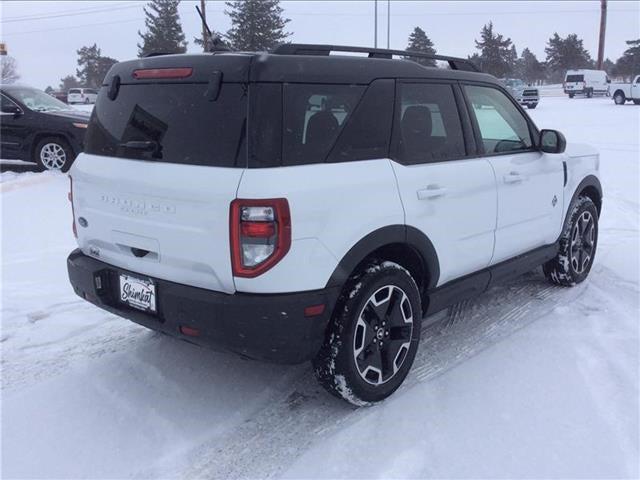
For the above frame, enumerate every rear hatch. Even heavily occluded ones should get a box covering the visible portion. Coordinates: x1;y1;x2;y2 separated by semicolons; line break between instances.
71;54;251;293
565;74;584;90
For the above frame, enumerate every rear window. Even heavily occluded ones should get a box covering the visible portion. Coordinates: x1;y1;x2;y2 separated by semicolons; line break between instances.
566;75;584;82
85;83;247;167
69;89;81;94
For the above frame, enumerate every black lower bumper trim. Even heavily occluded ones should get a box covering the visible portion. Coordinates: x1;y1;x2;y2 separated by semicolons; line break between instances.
67;249;339;364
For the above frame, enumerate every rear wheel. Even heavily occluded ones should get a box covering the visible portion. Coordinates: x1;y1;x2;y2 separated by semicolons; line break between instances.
614;92;626;105
586;88;593;98
634;100;640;105
313;261;422;406
34;137;74;172
544;196;598;286
569;93;575;99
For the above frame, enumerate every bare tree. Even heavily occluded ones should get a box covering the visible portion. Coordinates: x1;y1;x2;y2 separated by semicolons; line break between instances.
1;56;20;84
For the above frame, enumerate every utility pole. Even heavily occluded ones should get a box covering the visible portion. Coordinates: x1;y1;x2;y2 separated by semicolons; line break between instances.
200;0;208;52
374;0;378;48
386;0;390;49
597;0;607;70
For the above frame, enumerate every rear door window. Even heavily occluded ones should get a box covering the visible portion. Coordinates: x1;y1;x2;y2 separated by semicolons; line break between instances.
69;89;81;94
85;83;247;167
566;75;584;82
282;84;364;166
393;82;466;164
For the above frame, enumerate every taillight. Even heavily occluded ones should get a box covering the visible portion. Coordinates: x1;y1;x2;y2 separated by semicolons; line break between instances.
69;177;77;238
132;67;193;80
230;199;291;278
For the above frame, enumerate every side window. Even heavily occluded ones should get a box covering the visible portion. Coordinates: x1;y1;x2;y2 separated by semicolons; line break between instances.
1;94;19;113
465;85;533;154
283;84;364;166
394;83;466;165
327;79;394;163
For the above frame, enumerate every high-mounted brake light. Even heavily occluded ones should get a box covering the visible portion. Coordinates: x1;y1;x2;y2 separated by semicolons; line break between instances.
69;177;77;238
230;199;291;278
132;67;193;80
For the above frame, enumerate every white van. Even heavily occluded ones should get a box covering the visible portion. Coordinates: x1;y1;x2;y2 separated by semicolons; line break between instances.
564;70;610;98
67;88;98;105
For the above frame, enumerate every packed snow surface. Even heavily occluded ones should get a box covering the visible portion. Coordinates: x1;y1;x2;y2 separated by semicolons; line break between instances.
1;96;638;478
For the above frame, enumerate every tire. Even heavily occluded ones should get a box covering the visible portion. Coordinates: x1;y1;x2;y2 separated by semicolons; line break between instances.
85;98;90;104
614;92;626;105
569;93;575;99
634;100;640;105
527;103;538;109
313;261;422;406
34;137;75;172
543;196;598;287
586;89;593;98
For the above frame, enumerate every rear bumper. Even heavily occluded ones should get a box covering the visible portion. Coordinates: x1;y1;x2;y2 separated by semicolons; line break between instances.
67;249;339;364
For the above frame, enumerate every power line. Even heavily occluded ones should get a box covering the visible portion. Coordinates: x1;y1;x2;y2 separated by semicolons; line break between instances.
1;2;143;23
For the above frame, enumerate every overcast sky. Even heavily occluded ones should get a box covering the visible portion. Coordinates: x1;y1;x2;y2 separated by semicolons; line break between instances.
2;0;639;90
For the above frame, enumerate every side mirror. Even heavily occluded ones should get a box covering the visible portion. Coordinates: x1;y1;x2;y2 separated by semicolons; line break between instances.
540;129;566;154
1;104;23;116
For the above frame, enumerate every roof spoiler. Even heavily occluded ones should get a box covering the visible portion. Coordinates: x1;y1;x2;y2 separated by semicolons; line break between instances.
272;44;480;72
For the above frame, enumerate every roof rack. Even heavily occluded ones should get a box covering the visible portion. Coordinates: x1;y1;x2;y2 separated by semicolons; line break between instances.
272;44;480;72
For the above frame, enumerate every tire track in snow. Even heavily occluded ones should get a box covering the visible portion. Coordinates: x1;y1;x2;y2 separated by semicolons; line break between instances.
183;270;588;479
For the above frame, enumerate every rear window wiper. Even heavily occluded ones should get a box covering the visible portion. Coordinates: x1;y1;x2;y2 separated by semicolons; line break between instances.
118;140;162;159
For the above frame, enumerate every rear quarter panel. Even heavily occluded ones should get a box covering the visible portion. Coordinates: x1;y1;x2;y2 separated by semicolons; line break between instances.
235;159;405;293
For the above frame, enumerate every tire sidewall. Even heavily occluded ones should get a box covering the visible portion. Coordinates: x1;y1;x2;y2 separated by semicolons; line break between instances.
35;138;73;173
316;263;422;405
561;198;599;284
614;93;625;105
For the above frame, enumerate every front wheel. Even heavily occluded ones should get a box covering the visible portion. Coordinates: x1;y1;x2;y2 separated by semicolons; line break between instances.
568;93;575;99
544;196;598;286
313;261;422;406
634;100;640;105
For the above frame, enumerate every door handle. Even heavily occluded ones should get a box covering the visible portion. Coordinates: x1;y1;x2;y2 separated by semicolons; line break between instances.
503;172;527;184
417;185;448;200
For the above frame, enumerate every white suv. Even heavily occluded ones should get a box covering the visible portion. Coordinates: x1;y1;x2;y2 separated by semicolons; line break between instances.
67;88;98;105
67;45;602;405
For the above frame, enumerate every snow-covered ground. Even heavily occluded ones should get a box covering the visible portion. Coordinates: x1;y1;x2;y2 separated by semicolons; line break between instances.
1;97;638;479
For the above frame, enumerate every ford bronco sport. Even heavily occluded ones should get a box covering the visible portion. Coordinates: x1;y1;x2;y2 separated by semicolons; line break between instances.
67;44;602;405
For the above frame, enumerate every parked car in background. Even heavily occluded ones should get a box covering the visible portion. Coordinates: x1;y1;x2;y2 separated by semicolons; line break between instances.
611;75;640;105
67;88;98;105
67;45;602;406
49;90;68;104
1;84;89;171
563;69;610;98
500;78;539;109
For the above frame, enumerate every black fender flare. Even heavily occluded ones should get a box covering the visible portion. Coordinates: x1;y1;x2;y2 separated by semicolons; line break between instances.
325;225;440;291
563;174;602;231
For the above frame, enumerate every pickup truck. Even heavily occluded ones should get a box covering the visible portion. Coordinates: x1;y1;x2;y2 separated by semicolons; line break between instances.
612;75;640;105
500;78;539;109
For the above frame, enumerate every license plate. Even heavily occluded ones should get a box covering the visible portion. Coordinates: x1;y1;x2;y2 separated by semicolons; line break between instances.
119;274;156;313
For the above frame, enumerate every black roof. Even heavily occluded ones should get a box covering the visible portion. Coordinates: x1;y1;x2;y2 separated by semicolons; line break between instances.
104;45;498;86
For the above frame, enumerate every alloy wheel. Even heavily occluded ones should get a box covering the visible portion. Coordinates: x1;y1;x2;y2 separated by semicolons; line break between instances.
353;285;414;385
569;211;595;274
40;143;67;170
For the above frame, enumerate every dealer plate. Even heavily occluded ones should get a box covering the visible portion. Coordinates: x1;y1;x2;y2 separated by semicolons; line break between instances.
119;274;156;313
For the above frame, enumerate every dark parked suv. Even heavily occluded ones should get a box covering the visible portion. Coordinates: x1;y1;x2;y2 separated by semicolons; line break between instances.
0;84;89;171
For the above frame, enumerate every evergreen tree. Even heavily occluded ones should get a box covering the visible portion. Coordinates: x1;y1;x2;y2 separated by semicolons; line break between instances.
545;33;593;82
138;0;187;57
602;58;615;75
0;55;19;84
76;44;117;88
225;0;290;51
405;27;436;67
516;48;546;84
44;86;54;94
613;39;640;81
59;75;81;91
474;22;515;78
